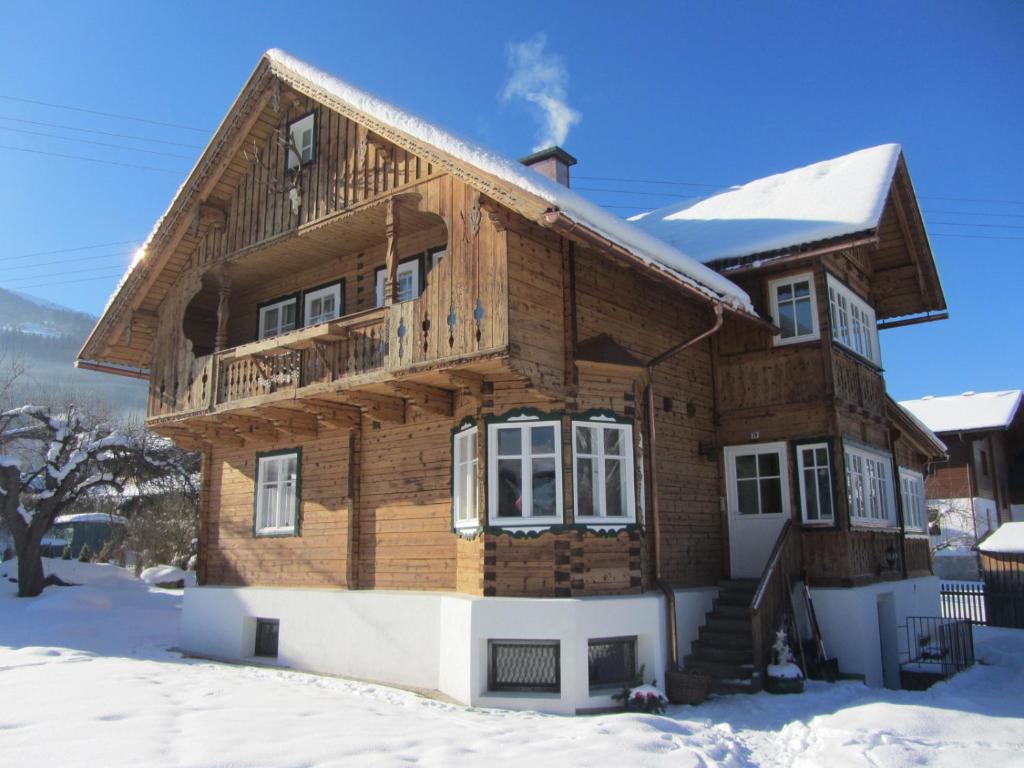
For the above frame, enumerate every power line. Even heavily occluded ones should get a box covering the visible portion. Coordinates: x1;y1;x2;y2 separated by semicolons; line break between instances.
1;270;128;292
929;220;1024;230
0;115;205;149
0;144;185;174
2;262;133;285
920;194;1024;206
0;125;196;159
5;251;134;272
576;174;723;189
928;232;1024;240
0;94;210;134
924;209;1024;220
6;239;139;262
576;185;683;199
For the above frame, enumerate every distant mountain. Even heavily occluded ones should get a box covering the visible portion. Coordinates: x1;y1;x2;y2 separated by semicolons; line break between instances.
0;288;146;420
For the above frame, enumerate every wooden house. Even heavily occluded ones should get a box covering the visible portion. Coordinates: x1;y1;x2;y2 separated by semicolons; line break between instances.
79;50;947;711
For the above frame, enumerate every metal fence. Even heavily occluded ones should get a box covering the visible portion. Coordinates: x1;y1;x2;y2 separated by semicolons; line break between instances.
941;581;987;625
902;616;975;680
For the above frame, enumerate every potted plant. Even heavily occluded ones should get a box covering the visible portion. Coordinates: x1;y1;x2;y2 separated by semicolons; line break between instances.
765;625;805;694
613;665;671;713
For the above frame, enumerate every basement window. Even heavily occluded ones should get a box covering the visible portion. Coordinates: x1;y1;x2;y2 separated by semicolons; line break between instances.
254;450;300;536
287;113;316;172
588;636;637;691
254;618;280;658
258;296;298;339
487;639;560;693
769;272;819;345
487;415;563;527
572;417;636;524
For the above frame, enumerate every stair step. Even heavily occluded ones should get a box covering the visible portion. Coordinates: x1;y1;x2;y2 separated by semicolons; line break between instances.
698;628;753;648
710;604;750;619
717;579;759;591
705;616;752;634
715;592;755;607
683;657;755;680
689;642;754;664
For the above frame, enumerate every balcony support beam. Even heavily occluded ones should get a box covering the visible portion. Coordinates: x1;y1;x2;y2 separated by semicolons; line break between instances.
384;197;398;306
385;381;454;417
346;391;406;424
214;266;231;353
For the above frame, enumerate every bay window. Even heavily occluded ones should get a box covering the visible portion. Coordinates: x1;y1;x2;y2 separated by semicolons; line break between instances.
769;273;819;345
827;275;880;365
487;416;563;527
572;418;636;524
844;442;896;526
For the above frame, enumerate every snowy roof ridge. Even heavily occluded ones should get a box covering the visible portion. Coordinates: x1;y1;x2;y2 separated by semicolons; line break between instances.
627;144;902;264
979;522;1024;554
899;390;1023;434
892;400;946;455
263;49;752;312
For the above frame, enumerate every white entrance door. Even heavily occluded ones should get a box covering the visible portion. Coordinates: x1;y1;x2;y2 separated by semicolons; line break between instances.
724;442;791;579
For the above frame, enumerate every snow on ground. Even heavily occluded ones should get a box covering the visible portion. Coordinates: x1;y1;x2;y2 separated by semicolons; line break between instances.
1;559;1023;767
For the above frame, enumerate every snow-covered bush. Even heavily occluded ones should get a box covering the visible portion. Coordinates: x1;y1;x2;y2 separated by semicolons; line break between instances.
77;543;92;563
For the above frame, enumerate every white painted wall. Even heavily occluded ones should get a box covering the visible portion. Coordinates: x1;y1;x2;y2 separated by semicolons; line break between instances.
180;585;718;714
800;576;940;687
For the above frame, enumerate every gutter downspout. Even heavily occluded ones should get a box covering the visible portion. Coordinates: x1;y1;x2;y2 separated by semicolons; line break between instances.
646;301;725;672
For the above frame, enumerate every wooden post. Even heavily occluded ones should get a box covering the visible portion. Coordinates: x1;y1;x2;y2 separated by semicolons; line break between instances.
214;266;231;352
384;197;398;305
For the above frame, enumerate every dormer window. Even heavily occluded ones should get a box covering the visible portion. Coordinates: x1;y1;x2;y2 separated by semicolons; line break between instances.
287;113;316;172
768;272;819;345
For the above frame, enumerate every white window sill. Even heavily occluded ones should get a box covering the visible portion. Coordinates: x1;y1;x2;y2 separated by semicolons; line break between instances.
255;527;297;537
800;520;835;528
849;522;899;531
773;333;820;347
904;531;930;539
575;518;634;532
488;518;563;530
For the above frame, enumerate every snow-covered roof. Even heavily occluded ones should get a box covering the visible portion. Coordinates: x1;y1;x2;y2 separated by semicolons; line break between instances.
894;402;947;454
979;522;1024;554
899;390;1023;434
263;50;751;311
53;513;128;526
627;144;902;264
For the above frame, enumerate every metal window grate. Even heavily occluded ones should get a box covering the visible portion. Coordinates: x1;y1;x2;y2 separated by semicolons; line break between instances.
588;636;637;690
255;618;280;658
488;640;560;693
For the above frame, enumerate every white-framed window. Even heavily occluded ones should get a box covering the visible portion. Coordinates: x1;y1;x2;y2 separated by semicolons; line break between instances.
899;468;927;533
827;275;880;365
487;416;563;527
724;442;789;516
255;451;299;535
796;443;834;524
375;260;420;306
287;113;316;171
844;442;896;526
258;297;298;339
453;424;479;529
303;283;342;326
572;418;636;523
769;272;819;345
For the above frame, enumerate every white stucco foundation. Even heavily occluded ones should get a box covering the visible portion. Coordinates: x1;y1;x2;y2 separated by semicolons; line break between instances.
796;576;941;687
180;585;718;714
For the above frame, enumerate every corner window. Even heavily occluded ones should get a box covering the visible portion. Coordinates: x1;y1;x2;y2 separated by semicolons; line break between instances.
844;442;895;526
375;258;421;306
899;468;927;532
588;636;637;691
487;417;563;527
724;443;788;516
827;275;880;365
453;424;479;529
769;273;818;345
255;451;299;535
286;113;316;172
303;283;342;327
796;443;834;524
258;297;297;339
572;419;636;524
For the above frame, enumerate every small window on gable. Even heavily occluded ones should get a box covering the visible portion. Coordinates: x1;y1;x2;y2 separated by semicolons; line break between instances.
769;273;819;345
487;416;563;527
258;297;298;339
375;258;421;307
287;113;316;172
453;424;479;530
796;443;834;525
572;418;636;524
304;283;342;327
255;451;300;535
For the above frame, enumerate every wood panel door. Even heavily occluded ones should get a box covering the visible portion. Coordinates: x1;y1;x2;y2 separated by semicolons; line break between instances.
724;442;791;579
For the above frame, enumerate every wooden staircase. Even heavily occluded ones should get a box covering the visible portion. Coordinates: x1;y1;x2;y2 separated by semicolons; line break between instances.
684;579;759;694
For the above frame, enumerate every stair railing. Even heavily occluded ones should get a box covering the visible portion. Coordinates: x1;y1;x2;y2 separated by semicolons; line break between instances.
748;519;801;690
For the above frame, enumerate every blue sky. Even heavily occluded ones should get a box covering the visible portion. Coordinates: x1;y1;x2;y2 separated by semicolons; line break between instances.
1;0;1021;400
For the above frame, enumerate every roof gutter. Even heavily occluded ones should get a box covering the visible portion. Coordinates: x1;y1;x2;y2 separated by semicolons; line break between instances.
711;234;880;275
645;301;725;673
541;210;775;333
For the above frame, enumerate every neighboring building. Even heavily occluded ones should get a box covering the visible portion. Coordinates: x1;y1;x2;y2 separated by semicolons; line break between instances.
79;50;947;711
900;390;1023;562
977;522;1024;628
40;513;128;559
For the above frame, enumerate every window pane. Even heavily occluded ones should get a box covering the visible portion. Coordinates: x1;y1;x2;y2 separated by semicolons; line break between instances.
280;484;295;528
259;486;275;528
737;478;759;515
778;301;796;338
735;454;757;479
803;468;819;520
282;303;296;331
777;284;792;301
605;459;624;517
795;298;814;336
497;428;521;457
455;463;467;518
285;456;297;481
758;452;780;477
760;478;783;514
398;271;414;301
816;468;832;519
604;428;623;456
793;280;810;298
576;458;596;517
463;432;476;462
531;426;556;455
815;447;828;465
263;307;279;336
497;459;523;517
576;425;594;454
531;457;557;517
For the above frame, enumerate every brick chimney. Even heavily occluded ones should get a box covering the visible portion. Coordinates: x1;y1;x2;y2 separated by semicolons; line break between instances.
519;146;577;187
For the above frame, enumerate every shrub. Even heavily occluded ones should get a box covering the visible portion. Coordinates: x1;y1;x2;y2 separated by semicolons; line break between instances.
77;543;92;563
61;545;72;560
